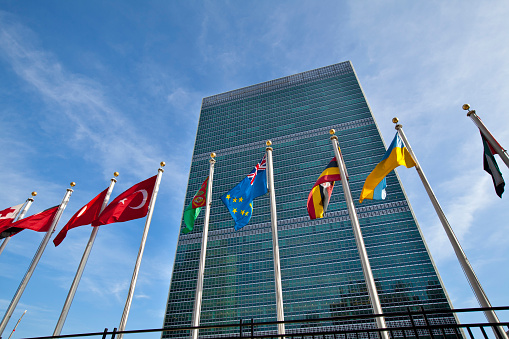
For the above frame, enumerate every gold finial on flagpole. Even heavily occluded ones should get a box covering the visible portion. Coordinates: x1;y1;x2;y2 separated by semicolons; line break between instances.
160;162;166;167
462;104;470;111
70;182;76;187
392;117;399;124
329;129;338;140
266;140;272;146
210;152;216;158
31;192;37;197
114;172;119;177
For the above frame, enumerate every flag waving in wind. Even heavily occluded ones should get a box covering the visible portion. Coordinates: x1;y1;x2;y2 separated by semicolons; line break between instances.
93;176;157;226
53;188;109;246
0;203;24;229
359;133;416;203
221;154;268;230
182;176;208;234
0;206;59;239
481;132;505;197
307;158;341;219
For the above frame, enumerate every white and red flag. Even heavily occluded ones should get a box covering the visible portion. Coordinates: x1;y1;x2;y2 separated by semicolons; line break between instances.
0;206;59;239
93;175;157;226
0;203;24;229
53;188;109;246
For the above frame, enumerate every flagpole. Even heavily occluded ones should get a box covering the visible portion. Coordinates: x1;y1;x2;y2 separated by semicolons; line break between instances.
117;163;165;339
463;104;509;169
0;192;37;256
393;118;508;339
190;153;216;339
0;183;75;337
53;173;119;336
265;140;286;337
329;130;389;339
7;309;26;339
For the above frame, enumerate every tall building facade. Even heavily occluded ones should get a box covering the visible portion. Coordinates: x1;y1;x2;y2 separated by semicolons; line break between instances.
163;61;455;337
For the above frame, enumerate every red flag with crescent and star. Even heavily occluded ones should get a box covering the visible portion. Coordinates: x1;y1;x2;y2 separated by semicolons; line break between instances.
0;203;24;229
53;188;109;246
92;176;157;226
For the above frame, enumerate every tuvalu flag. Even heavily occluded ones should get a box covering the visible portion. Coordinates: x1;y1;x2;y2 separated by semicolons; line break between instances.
182;177;208;234
0;203;24;229
307;158;341;219
0;206;59;239
221;155;268;230
481;132;505;197
93;175;156;226
359;132;416;203
53;188;109;246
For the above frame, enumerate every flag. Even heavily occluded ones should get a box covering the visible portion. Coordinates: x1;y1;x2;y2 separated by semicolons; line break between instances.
0;203;24;229
0;206;59;239
182;177;208;234
481;132;505;197
53;188;109;246
221;155;267;230
307;158;341;219
93;175;157;226
359;133;416;203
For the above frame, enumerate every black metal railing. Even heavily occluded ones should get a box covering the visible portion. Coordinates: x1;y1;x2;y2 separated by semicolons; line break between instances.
10;306;509;339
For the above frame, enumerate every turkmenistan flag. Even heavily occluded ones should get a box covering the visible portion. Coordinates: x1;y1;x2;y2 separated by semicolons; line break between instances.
481;133;505;198
182;177;208;234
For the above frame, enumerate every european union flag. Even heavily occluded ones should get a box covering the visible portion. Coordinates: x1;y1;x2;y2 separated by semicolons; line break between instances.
221;154;268;230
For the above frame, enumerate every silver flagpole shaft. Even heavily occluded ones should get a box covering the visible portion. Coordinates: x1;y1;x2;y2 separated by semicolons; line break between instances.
0;192;37;256
265;141;285;337
53;173;119;336
0;184;74;336
463;104;509;169
191;153;216;339
394;119;508;339
329;131;389;339
117;163;165;339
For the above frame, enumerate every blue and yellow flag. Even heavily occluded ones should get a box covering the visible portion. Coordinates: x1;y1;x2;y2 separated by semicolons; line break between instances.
359;133;416;203
221;155;268;230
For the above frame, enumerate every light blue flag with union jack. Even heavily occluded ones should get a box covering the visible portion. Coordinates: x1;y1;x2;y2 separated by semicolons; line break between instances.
221;154;268;230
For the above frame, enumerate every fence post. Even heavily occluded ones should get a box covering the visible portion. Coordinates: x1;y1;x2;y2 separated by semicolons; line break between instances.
240;319;243;339
419;306;435;339
407;307;419;339
101;328;109;339
251;318;254;339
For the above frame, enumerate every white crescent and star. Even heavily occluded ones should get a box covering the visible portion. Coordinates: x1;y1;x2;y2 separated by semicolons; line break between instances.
117;190;148;209
77;206;87;218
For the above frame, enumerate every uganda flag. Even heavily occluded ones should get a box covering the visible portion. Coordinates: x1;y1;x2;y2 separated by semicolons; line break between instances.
182;177;209;234
307;158;341;219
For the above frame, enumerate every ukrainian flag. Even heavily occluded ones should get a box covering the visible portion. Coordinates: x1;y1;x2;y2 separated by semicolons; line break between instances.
359;133;416;203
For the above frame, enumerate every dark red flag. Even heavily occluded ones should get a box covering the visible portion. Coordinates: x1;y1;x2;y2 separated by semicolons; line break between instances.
0;203;24;229
92;176;157;226
0;206;59;239
53;188;109;246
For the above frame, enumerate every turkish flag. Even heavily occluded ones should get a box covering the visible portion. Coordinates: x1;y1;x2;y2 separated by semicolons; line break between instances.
93;176;157;226
0;203;24;229
53;188;109;246
0;206;59;239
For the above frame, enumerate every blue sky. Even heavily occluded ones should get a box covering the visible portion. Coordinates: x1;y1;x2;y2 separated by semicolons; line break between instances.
1;1;508;338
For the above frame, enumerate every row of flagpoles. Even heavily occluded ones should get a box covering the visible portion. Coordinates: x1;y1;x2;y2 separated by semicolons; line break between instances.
185;107;507;339
0;162;166;338
0;105;506;338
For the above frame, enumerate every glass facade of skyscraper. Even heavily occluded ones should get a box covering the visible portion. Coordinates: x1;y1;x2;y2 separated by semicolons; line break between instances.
162;61;455;338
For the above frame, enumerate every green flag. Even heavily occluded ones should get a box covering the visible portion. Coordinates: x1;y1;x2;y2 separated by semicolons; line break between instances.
182;177;208;234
